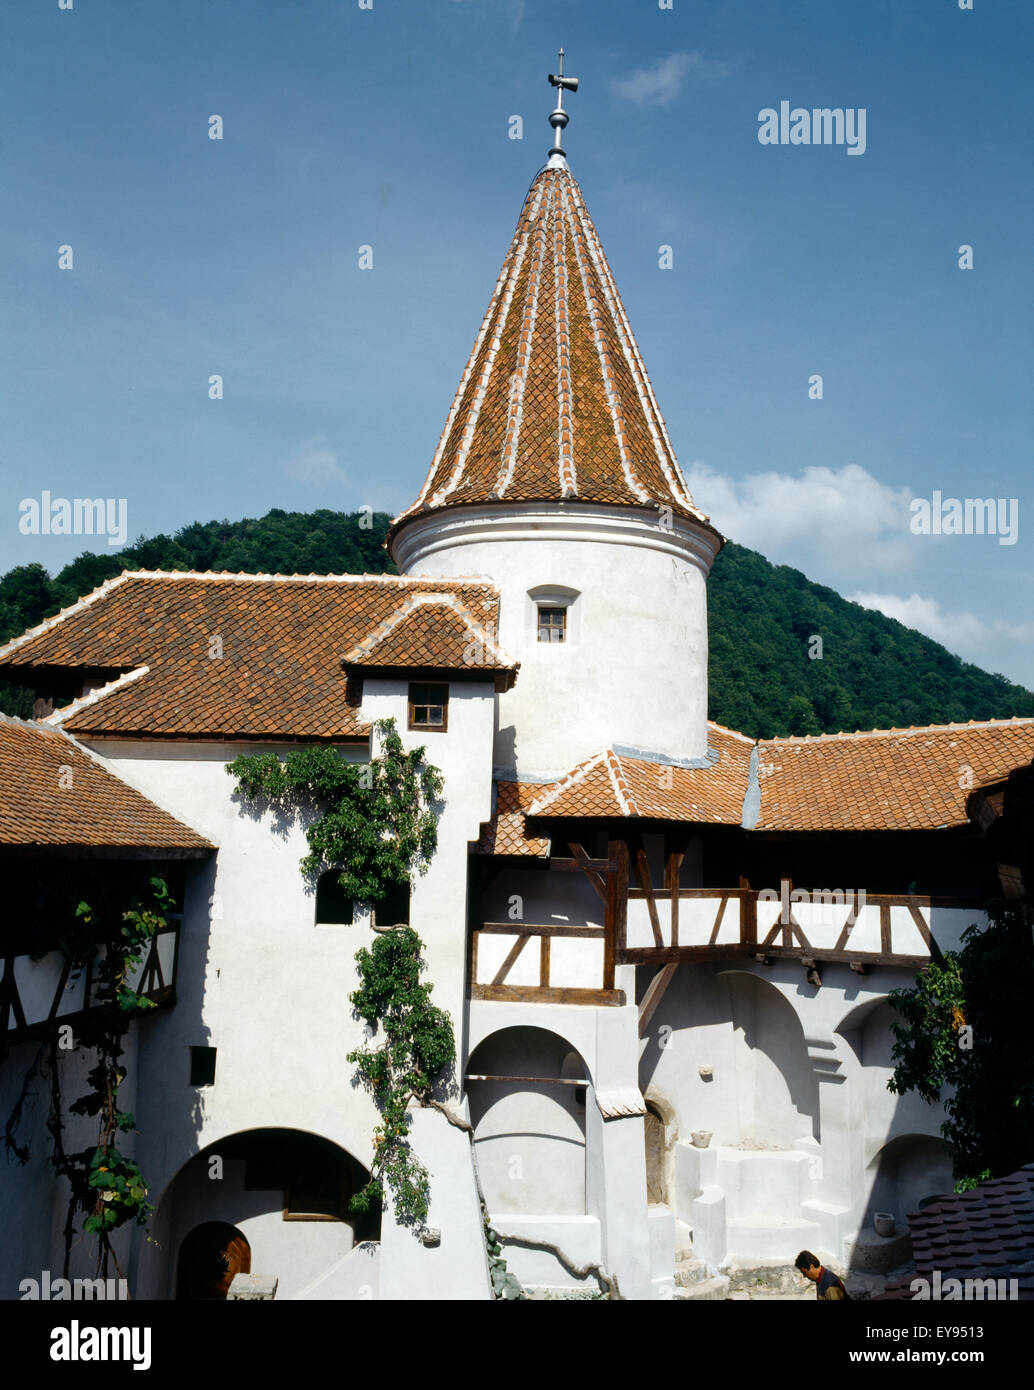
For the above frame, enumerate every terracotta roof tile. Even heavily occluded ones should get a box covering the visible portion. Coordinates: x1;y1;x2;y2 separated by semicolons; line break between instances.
0;571;501;740
392;167;716;542
341;592;518;687
477;781;551;857
524;726;754;822
756;719;1034;831
0;716;212;849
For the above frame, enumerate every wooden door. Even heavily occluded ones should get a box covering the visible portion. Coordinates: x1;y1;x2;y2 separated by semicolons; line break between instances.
176;1222;251;1300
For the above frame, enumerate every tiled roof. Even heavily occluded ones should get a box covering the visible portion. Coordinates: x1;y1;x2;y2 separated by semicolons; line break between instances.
392;165;715;540
877;1166;1034;1300
475;720;1034;840
476;781;551;857
0;571;501;740
0;716;212;849
475;726;754;847
755;719;1034;832
526;726;754;822
341;592;518;689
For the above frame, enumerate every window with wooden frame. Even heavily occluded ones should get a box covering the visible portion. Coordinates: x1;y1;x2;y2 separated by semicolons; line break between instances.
537;605;567;643
408;681;448;731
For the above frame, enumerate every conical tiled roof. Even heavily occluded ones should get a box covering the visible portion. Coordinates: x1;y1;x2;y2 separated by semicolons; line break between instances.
393;164;711;535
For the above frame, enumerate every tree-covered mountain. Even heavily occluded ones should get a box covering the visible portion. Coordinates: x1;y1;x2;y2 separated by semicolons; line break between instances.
1;509;1031;737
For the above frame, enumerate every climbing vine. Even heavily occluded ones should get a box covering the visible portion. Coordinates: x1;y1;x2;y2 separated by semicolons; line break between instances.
4;871;169;1281
226;718;443;908
62;878;170;1262
229;718;455;1229
347;926;455;1225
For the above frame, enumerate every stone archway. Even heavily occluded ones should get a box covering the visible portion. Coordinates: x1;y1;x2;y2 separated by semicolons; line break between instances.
149;1127;378;1301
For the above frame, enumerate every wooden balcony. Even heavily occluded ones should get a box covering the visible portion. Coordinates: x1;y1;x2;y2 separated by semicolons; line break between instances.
1;917;180;1051
470;840;985;1009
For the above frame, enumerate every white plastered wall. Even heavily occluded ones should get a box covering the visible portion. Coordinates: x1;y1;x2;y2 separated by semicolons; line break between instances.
393;502;721;780
76;680;496;1300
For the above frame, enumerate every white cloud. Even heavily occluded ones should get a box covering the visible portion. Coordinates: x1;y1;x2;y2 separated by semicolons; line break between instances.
283;436;344;486
612;52;731;107
684;461;916;576
847;591;1034;671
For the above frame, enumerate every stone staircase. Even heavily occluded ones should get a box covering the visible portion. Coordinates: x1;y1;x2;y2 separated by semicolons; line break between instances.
672;1244;730;1301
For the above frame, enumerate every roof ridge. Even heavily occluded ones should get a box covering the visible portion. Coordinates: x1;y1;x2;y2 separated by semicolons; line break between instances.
526;750;607;816
114;569;495;587
0;569;134;662
707;719;758;745
761;716;1034;747
603;748;639;816
341;591;518;670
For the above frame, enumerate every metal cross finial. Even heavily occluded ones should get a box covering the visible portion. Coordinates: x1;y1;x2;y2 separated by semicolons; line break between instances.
547;47;579;162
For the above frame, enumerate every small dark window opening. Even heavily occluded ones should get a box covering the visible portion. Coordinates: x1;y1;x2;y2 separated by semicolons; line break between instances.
374;881;411;928
190;1046;217;1087
408;681;448;731
537;606;566;643
315;871;354;925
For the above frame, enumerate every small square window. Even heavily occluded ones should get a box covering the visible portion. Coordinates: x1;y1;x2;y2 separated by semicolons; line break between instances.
537;606;566;643
408;682;448;731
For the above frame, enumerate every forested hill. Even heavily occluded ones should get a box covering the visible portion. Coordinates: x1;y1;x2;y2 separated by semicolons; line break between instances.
1;508;1031;738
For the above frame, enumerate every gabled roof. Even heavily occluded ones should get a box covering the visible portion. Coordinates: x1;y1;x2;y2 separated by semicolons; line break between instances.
526;726;754;822
755;718;1034;832
0;571;501;740
341;591;519;690
475;718;1034;842
392;165;715;541
0;716;212;850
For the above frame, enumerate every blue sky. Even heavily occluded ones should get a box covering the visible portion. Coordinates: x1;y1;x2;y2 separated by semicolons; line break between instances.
2;0;1032;685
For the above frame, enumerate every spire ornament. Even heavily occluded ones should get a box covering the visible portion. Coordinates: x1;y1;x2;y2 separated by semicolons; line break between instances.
547;48;579;166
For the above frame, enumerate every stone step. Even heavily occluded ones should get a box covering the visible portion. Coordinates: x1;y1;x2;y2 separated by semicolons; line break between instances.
673;1274;730;1301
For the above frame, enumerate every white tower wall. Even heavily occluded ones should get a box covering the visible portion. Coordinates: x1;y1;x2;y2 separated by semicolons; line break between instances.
394;502;721;780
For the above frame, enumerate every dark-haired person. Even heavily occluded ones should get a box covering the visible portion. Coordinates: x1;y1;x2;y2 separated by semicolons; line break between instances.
795;1251;850;1299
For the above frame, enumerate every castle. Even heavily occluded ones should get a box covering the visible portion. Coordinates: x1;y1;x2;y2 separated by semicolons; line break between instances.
2;62;1031;1302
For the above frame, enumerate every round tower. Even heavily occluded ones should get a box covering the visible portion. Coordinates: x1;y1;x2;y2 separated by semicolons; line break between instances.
389;69;722;781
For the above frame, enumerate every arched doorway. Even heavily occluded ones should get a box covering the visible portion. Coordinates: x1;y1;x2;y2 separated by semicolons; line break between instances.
176;1221;250;1300
644;1103;668;1206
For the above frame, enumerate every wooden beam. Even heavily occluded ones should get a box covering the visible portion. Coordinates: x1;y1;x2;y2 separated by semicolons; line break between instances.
465;1074;585;1087
491;933;532;986
635;849;664;947
608;839;629;970
539;935;551;989
617;944;929;968
638;961;679;1037
740;877;757;948
880;903;892;955
707;895;728;946
479;922;605;937
563;843;610;903
666;852;684;947
471;984;625;1006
